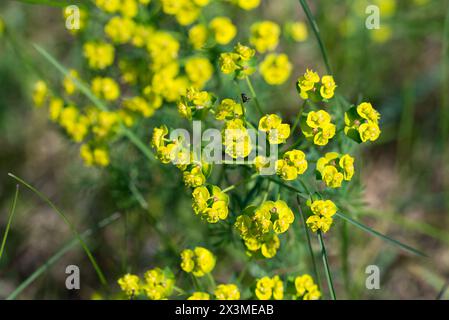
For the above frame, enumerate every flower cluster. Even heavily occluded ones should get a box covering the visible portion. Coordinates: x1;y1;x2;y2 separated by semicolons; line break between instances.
180;247;216;277
345;102;381;143
235;200;295;258
255;276;284;300
160;0;210;26
275;150;308;181
192;185;230;223
258;114;291;144
219;43;256;78
317;152;355;188
295;274;321;300
301;110;336;146
117;267;175;300
297;69;337;101
306;200;338;233
177;87;215;120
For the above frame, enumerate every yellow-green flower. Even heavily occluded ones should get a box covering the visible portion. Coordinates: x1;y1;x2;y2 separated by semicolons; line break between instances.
32;80;48;107
83;41;115;70
209;17;237;45
344;102;381;143
316;152;355;188
185;56;214;89
188;292;211;300
275;150;308;181
295;274;321;300
235;0;260;10
255;275;284;300
189;24;208;50
118;274;140;297
214;284;240;300
192;185;229;223
258;114;291;144
143;267;175;300
180;247;216;277
223;119;252;159
250;21;280;53
301;110;336;146
306;199;337;233
285;21;308;42
260;53;292;85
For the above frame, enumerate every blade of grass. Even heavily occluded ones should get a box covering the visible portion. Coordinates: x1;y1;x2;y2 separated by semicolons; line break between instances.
244;76;264;116
0;185;20;263
6;213;121;300
298;0;333;74
296;195;321;291
33;44;155;163
8;173;108;285
336;211;427;257
317;231;336;300
13;0;83;7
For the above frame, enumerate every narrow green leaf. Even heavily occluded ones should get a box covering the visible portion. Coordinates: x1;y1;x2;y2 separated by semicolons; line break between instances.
6;213;121;300
8;173;108;285
317;231;336;300
336;212;427;257
13;0;84;7
0;185;20;263
298;0;333;75
33;44;156;162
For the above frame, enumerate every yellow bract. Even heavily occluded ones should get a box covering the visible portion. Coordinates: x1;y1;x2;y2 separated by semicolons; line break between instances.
180;247;216;277
255;275;284;300
214;284;240;300
260;53;292;85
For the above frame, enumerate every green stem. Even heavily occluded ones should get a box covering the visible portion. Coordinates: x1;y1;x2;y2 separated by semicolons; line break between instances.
317;231;336;300
8;173;108;286
222;173;258;193
298;0;333;75
245;76;264;116
0;185;20;263
296;195;321;291
291;100;307;134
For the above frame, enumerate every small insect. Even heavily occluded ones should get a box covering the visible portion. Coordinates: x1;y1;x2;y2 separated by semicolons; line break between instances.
241;93;251;103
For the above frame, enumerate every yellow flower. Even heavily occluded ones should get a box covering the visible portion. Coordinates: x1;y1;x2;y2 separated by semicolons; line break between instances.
250;21;280;53
344;102;381;143
118;274;140;297
143;268;175;300
219;52;239;74
32;80;48;107
209;17;237;45
214;284;240;300
185;56;214;89
255;276;284;300
302;110;336;146
276;150;308;181
63;69;78;96
183;166;206;187
223;119;252;159
83;41;115;70
147;31;180;69
95;0;120;13
120;0;139;18
260;233;280;258
124;96;156;118
188;292;210;300
234;43;255;61
236;0;260;10
92;77;120;101
80;145;110;167
105;16;135;44
285;21;308;42
216;98;243;121
260;53;292;85
306;199;337;233
180;247;216;277
317;152;354;188
295;274;320;299
320;75;337;100
151;125;169;150
192;185;229;223
189;24;208;50
131;25;154;47
258;114;291;144
296;69;320;99
48;98;64;121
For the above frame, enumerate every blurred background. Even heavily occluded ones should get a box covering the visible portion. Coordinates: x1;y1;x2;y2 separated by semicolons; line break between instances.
0;0;448;299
